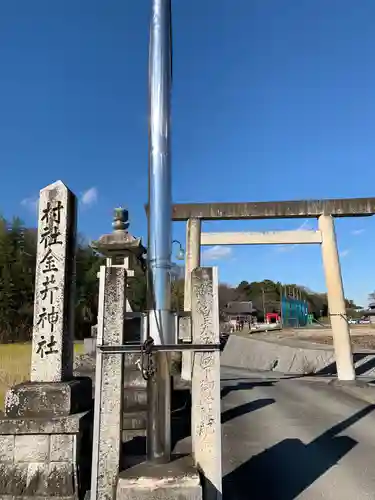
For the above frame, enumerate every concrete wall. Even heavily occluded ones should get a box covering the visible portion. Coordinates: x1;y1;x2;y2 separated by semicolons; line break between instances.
221;335;375;377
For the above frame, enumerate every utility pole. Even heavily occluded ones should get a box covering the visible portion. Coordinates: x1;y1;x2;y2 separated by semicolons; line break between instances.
262;287;266;321
147;0;173;463
279;283;283;326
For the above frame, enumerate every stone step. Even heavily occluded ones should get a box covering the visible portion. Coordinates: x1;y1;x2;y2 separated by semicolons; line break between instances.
122;428;146;443
123;369;146;389
123;410;147;430
123;402;148;414
123;388;147;409
122;430;146;461
121;454;146;470
116;456;202;499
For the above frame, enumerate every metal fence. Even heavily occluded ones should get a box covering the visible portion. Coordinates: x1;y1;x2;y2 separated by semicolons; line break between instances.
281;295;308;327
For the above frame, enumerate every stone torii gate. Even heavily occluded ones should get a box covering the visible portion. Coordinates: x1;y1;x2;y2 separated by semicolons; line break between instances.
177;197;375;382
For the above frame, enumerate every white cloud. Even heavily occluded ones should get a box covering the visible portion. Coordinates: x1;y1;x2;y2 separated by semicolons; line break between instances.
351;229;365;236
21;196;38;212
340;249;350;258
81;187;98;207
202;245;232;261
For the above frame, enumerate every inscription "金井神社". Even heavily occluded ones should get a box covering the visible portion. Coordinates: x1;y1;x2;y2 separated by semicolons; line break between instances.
35;200;64;359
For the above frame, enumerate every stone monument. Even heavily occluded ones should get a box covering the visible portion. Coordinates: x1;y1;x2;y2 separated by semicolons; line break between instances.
191;267;222;499
0;181;92;500
31;180;76;382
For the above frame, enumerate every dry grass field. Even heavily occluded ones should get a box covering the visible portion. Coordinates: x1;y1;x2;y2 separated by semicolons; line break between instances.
0;342;84;411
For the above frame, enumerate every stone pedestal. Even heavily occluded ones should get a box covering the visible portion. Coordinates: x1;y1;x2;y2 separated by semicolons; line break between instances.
5;378;92;418
0;379;92;500
0;411;91;500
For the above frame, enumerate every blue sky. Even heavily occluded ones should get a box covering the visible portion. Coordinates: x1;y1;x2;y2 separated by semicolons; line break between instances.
1;1;375;306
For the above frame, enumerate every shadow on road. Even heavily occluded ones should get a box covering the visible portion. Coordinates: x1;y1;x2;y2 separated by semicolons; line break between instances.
223;404;375;499
221;380;275;399
172;379;276;454
316;353;375;377
222;398;275;424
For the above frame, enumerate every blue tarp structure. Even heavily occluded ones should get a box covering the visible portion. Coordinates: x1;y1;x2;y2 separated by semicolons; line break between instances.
281;295;308;327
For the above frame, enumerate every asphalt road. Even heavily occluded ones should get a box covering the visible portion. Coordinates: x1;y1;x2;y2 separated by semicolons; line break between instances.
221;368;375;499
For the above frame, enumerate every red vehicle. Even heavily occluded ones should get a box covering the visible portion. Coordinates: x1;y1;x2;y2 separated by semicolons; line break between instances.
265;313;281;324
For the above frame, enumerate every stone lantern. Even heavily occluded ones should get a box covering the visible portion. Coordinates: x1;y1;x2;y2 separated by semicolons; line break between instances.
84;208;147;353
91;207;146;273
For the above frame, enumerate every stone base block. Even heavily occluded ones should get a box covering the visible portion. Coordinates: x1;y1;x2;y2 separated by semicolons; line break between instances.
116;455;202;500
0;462;77;499
0;412;92;500
5;378;92;418
0;411;91;435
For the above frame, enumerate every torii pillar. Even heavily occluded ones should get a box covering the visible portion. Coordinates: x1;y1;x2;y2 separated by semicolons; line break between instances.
182;218;201;381
319;214;355;381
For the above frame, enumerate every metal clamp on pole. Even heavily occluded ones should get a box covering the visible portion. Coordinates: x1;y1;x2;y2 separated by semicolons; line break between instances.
98;339;221;391
98;341;221;354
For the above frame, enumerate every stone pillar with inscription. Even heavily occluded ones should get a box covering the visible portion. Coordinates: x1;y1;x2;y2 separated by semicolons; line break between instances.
191;267;222;500
31;181;76;382
89;209;149;500
0;181;92;500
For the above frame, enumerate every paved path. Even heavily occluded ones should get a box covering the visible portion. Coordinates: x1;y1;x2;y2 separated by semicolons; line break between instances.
222;368;375;499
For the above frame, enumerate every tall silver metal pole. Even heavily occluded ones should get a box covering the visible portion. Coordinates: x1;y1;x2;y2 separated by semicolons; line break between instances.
147;0;173;463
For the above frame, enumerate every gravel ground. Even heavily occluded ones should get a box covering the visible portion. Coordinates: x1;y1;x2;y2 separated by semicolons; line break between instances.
301;335;375;350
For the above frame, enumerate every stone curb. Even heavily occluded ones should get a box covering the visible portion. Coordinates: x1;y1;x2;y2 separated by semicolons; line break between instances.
329;380;375;405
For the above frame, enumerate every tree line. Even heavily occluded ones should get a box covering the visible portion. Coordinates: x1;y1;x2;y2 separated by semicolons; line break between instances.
0;215;183;343
218;280;360;320
0;216;362;343
0;217;102;342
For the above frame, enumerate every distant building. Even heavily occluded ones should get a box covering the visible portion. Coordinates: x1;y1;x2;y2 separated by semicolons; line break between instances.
224;301;255;323
363;302;375;324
